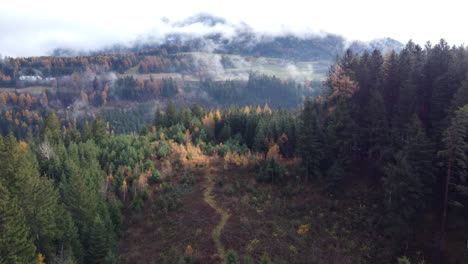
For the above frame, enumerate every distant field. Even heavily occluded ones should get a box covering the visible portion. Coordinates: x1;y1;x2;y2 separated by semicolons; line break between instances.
125;52;330;82
120;73;185;80
0;86;54;95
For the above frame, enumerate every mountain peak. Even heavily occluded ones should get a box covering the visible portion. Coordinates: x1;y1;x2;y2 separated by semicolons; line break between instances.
173;13;228;28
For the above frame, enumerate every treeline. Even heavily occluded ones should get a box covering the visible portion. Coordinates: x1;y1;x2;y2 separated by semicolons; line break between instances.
0;113;122;264
152;101;298;157
203;74;318;107
112;76;178;101
297;40;468;260
0;44;200;83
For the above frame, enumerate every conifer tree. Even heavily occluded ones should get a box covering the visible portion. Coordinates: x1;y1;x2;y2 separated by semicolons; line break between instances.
87;216;110;264
0;183;36;264
298;98;323;182
438;105;468;250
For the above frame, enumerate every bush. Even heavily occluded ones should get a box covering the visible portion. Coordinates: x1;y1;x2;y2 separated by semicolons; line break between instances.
157;141;171;159
225;186;235;196
217;177;224;187
241;255;254;264
149;170;161;184
156;192;180;212
258;253;273;264
181;173;195;186
143;159;155;171
225;250;239;264
202;142;216;156
256;157;285;183
132;194;145;213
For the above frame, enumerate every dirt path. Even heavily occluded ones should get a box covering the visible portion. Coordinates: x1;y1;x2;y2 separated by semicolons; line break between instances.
203;165;230;261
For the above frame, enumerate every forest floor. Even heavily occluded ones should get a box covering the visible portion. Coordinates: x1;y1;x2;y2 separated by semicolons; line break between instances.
118;154;449;264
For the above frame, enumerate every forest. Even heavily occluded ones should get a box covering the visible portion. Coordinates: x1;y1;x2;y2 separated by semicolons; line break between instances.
0;39;468;264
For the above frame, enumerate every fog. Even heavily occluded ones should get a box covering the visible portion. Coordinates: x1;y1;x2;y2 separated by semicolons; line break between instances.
1;0;467;57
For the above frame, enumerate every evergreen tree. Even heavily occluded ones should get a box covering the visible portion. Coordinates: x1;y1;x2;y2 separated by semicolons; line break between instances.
43;112;62;145
87;216;110;264
298;98;323;182
0;183;36;264
438;105;468;250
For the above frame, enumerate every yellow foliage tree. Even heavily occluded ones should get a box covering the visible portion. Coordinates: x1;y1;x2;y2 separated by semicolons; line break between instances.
256;105;262;114
266;143;280;160
215;109;222;121
185;245;193;255
37;253;46;264
263;104;272;114
121;180;128;201
297;224;309;235
18;141;29;153
328;65;359;100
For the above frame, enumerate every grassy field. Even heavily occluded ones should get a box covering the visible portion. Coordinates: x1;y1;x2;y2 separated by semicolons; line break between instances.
125;52;329;82
0;86;55;95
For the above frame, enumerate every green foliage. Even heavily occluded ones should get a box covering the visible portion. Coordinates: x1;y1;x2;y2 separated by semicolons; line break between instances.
156;187;181;212
397;256;411;264
257;253;273;264
143;159;155;171
241;255;254;264
181;172;195;186
0;183;36;264
157;141;171;159
298;98;323;181
87;216;110;264
257;157;285;183
225;250;240;264
131;192;146;213
439;105;468;206
149;169;161;184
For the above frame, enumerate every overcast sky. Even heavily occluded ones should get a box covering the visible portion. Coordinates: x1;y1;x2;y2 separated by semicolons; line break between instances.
1;0;466;57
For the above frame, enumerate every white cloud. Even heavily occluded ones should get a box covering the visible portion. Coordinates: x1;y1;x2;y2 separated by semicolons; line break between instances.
0;0;467;57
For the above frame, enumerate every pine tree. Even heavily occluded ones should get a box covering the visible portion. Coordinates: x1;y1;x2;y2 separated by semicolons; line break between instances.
44;112;62;145
0;183;36;264
402;116;435;193
438;105;468;250
23;172;60;256
298;98;322;182
0;135;61;257
87;216;110;264
383;151;425;227
450;79;468;111
323;99;357;186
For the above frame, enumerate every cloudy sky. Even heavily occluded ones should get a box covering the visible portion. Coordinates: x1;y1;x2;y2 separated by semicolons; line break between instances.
1;0;466;57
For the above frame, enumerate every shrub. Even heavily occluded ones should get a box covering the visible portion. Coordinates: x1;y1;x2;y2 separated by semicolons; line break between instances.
217;177;224;187
256;157;285;183
131;194;145;213
157;141;171;159
149;170;161;184
181;173;195;186
241;255;254;264
143;159;155;171
156;193;180;212
225;250;239;264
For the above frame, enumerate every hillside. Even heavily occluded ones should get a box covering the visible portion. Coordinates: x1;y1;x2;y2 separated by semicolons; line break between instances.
0;16;403;137
2;12;468;264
